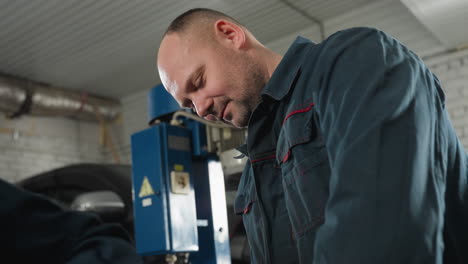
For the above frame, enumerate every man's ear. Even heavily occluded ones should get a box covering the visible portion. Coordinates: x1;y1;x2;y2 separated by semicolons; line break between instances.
213;19;246;49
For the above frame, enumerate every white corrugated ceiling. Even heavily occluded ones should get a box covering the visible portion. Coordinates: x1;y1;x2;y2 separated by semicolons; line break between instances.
0;0;459;99
0;0;375;99
401;0;468;49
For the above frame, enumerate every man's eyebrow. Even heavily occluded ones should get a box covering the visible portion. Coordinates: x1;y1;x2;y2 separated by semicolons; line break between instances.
184;65;203;90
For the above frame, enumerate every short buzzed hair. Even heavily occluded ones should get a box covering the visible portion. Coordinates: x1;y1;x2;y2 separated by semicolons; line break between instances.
164;8;242;36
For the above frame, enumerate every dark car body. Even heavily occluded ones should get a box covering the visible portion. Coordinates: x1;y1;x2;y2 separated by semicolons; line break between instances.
16;163;250;264
16;163;135;233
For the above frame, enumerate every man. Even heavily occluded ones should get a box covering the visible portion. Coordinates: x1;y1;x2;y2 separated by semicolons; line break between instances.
157;8;468;264
0;178;143;263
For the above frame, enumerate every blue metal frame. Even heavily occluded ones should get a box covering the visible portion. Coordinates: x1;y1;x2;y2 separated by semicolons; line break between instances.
190;156;231;263
147;84;181;124
131;124;198;255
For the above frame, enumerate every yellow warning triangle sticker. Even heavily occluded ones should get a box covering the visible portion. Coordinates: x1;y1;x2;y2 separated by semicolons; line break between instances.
138;176;155;198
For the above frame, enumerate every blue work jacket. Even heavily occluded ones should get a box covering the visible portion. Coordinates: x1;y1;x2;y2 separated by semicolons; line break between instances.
234;27;468;264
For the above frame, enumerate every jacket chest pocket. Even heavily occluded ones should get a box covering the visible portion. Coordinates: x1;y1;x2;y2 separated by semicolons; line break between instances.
277;107;331;238
234;159;297;263
234;164;266;261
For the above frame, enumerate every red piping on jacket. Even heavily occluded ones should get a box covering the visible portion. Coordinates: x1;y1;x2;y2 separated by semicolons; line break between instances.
243;201;253;214
282;102;315;125
282;150;291;163
250;154;276;164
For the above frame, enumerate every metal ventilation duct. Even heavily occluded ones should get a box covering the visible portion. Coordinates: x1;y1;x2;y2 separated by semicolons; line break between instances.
0;73;121;122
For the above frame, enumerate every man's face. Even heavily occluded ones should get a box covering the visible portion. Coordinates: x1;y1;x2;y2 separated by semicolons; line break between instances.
157;32;265;128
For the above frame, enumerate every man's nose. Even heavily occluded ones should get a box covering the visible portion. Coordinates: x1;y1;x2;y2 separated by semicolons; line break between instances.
192;96;213;119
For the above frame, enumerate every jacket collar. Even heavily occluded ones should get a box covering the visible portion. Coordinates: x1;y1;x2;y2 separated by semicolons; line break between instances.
238;37;315;157
261;36;314;101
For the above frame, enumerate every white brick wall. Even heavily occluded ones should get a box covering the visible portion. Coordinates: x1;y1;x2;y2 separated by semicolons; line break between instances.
427;50;468;149
0;115;124;183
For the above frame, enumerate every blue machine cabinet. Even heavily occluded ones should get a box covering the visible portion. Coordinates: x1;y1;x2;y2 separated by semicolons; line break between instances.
131;123;198;255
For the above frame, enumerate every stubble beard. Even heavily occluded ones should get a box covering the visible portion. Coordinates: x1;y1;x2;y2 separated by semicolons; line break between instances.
235;61;266;128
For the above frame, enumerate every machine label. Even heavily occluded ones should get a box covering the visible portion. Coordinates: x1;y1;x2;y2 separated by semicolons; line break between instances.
138;176;155;198
197;219;209;227
174;164;184;171
168;135;190;152
170;171;190;194
142;198;152;207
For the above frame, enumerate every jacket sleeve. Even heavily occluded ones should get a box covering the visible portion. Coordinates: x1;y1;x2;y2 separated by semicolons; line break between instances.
0;179;143;264
313;28;446;263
